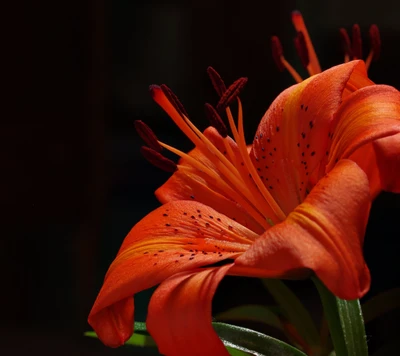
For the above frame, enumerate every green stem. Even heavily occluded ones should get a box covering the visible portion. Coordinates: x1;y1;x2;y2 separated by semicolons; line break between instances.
313;278;368;356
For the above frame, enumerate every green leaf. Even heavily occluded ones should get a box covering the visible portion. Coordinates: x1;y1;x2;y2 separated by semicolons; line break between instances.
85;322;156;348
261;279;320;350
213;322;307;356
215;304;284;331
313;278;347;356
313;278;368;356
226;346;251;356
362;288;400;323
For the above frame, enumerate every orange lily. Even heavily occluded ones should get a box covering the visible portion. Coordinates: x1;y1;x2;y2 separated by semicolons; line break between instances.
88;15;400;356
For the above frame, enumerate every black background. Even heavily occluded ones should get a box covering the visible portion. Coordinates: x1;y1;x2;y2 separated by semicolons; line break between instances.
2;1;399;355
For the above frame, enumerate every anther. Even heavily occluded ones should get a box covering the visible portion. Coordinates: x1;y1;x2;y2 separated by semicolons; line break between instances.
207;67;227;97
216;77;248;113
160;84;189;118
134;120;163;152
339;28;352;62
294;31;309;68
351;24;362;59
140;146;177;172
271;36;285;71
204;103;228;138
368;24;381;61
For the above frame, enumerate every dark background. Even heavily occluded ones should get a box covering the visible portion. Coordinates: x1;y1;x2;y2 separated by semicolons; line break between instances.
2;0;399;355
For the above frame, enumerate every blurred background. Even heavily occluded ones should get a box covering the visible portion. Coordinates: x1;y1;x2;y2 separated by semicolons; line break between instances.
2;0;399;355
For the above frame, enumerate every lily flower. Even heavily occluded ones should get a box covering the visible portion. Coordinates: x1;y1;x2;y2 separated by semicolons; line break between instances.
88;12;400;355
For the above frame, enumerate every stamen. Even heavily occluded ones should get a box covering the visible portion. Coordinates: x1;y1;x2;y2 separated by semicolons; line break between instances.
207;67;227;97
216;77;248;113
271;36;303;83
351;24;362;60
228;99;287;221
291;10;322;75
159;84;189;118
140;146;177;172
339;28;352;63
366;24;381;70
134;120;163;152
271;36;285;71
204;103;228;138
294;31;310;69
159;141;269;230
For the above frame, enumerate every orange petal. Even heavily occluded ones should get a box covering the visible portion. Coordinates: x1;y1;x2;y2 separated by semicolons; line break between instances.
251;61;368;213
156;126;265;233
348;143;381;199
235;160;371;300
147;265;233;356
88;200;255;347
373;133;400;193
327;85;400;185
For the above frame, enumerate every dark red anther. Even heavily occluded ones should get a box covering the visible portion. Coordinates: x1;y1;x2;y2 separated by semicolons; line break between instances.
351;24;362;59
369;24;381;61
204;103;228;138
294;31;309;68
160;84;189;118
216;77;248;113
134;120;163;152
207;67;227;97
140;146;177;173
339;28;352;58
271;36;285;71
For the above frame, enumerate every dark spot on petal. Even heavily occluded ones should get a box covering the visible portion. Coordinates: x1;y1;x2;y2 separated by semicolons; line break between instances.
301;132;306;139
311;151;315;156
163;213;168;217
276;126;280;132
165;223;171;227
